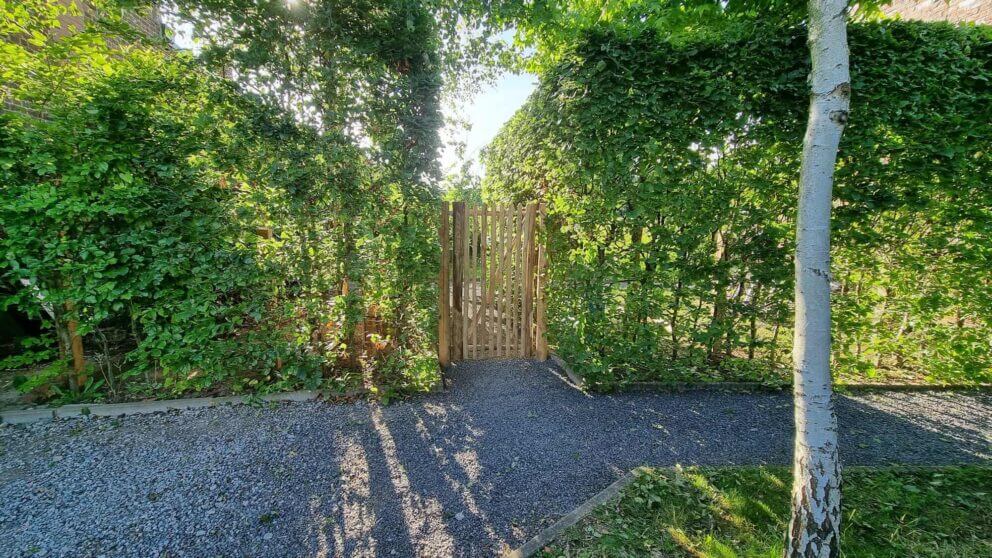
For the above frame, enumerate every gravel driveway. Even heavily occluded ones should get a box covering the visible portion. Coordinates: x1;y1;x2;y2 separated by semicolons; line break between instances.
1;360;990;558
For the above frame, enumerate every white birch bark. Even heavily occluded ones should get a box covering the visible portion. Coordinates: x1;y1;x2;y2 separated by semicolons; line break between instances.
786;0;850;557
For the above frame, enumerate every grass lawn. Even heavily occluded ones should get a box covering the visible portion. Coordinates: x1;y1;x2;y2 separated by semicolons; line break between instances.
543;466;992;557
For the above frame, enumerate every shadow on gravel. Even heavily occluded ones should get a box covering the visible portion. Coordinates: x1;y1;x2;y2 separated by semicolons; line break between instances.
836;391;992;464
1;359;987;558
297;360;991;556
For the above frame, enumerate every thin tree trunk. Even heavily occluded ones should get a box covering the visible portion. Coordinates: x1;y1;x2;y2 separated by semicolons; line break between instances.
707;228;729;364
770;320;781;368
670;274;684;361
786;1;850;556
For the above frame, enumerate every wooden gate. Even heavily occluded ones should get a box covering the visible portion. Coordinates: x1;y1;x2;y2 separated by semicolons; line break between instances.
438;202;548;365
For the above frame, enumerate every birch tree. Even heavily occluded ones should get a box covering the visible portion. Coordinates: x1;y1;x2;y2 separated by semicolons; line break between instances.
786;0;850;556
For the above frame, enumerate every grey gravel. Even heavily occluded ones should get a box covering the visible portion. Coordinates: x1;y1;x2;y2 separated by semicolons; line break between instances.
1;359;989;557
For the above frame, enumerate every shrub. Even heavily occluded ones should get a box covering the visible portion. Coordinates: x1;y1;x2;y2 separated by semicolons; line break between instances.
483;20;992;388
1;51;439;399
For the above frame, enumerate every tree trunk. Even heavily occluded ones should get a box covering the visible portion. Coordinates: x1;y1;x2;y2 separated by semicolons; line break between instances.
785;1;850;557
707;228;729;364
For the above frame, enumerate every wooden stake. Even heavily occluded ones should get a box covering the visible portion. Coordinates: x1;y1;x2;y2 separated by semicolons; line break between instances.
522;203;537;358
535;204;549;361
64;302;86;390
438;202;450;367
452;202;465;361
488;207;497;358
478;208;485;358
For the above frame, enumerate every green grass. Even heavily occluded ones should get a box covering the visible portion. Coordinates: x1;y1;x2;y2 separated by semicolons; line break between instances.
543;466;992;558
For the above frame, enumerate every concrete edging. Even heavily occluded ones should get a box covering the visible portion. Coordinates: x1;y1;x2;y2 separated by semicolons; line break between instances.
0;368;448;426
547;353;988;395
503;469;639;558
0;390;329;425
549;353;586;390
626;381;787;393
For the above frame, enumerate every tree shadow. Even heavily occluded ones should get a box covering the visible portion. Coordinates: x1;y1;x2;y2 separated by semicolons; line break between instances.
294;361;990;556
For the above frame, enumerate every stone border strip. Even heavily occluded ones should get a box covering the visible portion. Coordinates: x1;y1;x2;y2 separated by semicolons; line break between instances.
548;353;989;394
0;369;452;426
549;353;585;390
0;390;341;425
503;469;639;558
836;383;992;393
626;381;787;393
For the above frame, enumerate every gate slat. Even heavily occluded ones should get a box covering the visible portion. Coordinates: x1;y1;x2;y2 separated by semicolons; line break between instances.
465;208;475;359
439;202;450;366
481;208;489;358
508;206;515;356
522;202;536;358
488;207;496;358
496;207;504;357
536;203;549;361
467;208;474;359
472;209;482;358
461;203;469;360
443;202;547;363
516;206;524;355
452;203;465;361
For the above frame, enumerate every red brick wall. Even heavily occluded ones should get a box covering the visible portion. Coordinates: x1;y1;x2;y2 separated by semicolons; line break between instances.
883;0;992;24
2;3;163;119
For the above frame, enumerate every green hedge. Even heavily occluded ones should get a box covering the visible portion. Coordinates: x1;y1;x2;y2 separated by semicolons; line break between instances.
483;20;992;388
1;52;439;401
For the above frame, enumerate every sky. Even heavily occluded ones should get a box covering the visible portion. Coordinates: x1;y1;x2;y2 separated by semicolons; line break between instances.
439;72;537;176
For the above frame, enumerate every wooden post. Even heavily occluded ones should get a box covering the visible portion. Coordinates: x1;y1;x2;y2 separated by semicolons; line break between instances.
452;202;465;361
535;204;549;361
439;202;451;367
64;302;86;390
511;207;521;355
488;206;497;358
496;207;504;358
476;209;491;358
521;203;537;357
467;208;474;359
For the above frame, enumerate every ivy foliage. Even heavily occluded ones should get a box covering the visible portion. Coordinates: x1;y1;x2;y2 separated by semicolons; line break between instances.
483;19;992;388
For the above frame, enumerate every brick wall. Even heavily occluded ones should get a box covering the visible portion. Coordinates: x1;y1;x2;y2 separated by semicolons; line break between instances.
883;0;992;24
2;3;164;119
122;5;164;40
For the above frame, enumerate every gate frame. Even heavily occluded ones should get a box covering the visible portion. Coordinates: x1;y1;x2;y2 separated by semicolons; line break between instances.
438;201;548;365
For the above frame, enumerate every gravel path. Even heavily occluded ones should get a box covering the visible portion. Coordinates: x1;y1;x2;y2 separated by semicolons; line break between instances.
1;360;990;558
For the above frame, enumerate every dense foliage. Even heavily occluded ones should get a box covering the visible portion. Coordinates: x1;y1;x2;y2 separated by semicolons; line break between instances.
546;466;992;557
484;20;992;387
1;1;440;402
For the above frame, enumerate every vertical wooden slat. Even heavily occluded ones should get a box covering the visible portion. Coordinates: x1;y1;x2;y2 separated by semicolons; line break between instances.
504;206;514;356
488;207;497;358
452;202;465;361
506;206;517;356
474;208;481;359
439;202;450;366
510;207;521;355
477;208;484;358
462;205;470;359
467;208;473;358
522;202;537;358
535;203;549;361
465;208;478;359
496;206;504;357
480;207;489;358
476;208;482;358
